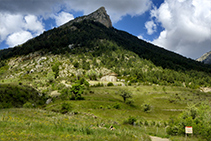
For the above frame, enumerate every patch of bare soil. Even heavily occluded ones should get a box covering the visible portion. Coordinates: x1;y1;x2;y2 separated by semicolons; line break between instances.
150;136;169;141
200;87;211;93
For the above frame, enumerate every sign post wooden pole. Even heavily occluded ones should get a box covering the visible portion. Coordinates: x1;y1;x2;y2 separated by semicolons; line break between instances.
185;126;193;140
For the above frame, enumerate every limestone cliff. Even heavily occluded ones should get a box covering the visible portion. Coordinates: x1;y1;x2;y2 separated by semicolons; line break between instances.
197;51;211;64
62;7;112;28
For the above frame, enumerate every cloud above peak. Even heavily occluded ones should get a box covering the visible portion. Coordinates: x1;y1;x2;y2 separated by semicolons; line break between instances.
0;0;152;23
64;0;152;22
54;12;74;27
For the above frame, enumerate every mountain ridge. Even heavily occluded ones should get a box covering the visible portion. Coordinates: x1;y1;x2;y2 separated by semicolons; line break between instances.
61;7;112;28
0;7;210;73
197;51;211;64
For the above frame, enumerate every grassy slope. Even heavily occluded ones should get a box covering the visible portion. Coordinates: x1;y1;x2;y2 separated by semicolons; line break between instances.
1;85;210;140
0;83;46;108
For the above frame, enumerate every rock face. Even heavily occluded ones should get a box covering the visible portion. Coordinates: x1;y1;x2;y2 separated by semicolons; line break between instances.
101;75;117;82
197;51;211;64
62;7;112;28
100;73;118;82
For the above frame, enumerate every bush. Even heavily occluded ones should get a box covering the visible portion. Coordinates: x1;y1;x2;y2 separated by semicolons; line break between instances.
99;105;104;109
126;98;134;105
0;84;47;108
113;103;120;109
124;116;137;125
23;102;33;108
142;103;151;112
119;89;132;103
60;88;71;100
47;71;55;83
61;102;72;114
73;61;79;68
77;78;89;88
144;120;149;126
52;62;60;79
107;82;114;86
93;82;103;87
70;83;84;100
166;104;211;140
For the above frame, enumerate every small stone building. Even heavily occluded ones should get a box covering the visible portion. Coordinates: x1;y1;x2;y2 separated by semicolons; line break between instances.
100;72;118;82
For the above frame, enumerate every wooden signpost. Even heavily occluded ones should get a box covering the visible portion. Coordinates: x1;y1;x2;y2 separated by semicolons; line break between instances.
185;126;193;140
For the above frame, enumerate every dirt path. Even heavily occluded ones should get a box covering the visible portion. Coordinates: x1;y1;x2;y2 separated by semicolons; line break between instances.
150;136;169;141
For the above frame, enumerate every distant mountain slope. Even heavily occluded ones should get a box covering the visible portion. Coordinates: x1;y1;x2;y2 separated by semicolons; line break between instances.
197;51;211;65
0;7;210;73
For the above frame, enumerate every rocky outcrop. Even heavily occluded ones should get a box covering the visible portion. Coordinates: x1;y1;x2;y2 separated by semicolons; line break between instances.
62;7;112;28
197;51;211;64
101;75;117;82
100;73;118;82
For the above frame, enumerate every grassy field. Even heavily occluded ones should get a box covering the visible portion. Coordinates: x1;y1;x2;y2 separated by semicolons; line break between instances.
1;85;210;140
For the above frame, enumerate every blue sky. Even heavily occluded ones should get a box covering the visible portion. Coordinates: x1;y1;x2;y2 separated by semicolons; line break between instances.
0;0;210;59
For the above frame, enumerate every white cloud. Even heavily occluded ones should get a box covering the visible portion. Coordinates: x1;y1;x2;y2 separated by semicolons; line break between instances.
149;0;211;59
54;11;74;26
63;0;152;23
0;12;44;47
24;15;45;35
0;0;152;23
145;20;156;35
0;13;24;42
6;31;33;47
138;35;143;39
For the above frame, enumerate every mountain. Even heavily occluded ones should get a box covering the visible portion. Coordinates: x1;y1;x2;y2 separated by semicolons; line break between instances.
197;51;211;65
62;6;112;28
0;6;211;74
1;7;211;140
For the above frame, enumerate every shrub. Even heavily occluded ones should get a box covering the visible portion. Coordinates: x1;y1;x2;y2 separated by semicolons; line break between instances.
60;88;71;100
119;89;132;103
107;105;111;109
144;120;149;126
70;83;84;100
52;62;60;79
126;98;134;106
0;84;47;108
61;102;72;114
124;116;137;125
151;121;156;126
73;61;79;68
99;105;104;109
113;103;120;109
93;82;103;87
142;103;151;112
77;78;89;88
107;82;114;86
166;104;211;140
47;71;55;83
23;102;33;108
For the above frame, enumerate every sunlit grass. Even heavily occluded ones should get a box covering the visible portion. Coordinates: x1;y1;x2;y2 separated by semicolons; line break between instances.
0;108;151;141
1;85;209;140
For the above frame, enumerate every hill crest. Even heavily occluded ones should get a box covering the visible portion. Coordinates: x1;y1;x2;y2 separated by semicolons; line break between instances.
62;6;112;28
197;51;211;64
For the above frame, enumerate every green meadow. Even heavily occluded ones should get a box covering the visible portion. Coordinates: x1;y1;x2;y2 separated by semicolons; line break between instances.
1;84;210;140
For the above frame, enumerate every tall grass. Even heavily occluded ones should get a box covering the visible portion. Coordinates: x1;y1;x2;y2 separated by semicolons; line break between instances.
0;108;150;141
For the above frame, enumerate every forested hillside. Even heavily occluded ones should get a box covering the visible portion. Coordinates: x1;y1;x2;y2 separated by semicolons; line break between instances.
1;18;211;73
1;7;211;141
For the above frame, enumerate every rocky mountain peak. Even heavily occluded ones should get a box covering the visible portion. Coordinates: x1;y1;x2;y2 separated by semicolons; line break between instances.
87;7;112;28
62;7;112;28
196;51;211;64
